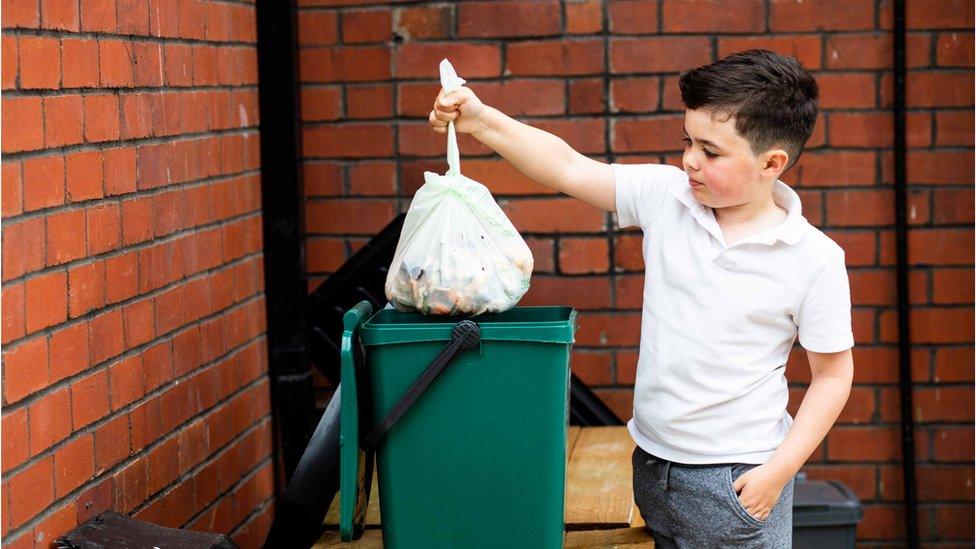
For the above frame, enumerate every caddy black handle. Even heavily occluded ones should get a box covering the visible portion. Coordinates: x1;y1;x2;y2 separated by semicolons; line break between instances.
362;320;481;451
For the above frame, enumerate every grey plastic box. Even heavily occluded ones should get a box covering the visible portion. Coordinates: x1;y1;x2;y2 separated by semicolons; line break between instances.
793;478;863;548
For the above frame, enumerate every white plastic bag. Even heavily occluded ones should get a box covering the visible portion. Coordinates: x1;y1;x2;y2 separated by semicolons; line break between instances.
384;59;533;316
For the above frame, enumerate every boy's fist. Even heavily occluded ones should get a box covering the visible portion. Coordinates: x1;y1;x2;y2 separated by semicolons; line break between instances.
429;86;485;135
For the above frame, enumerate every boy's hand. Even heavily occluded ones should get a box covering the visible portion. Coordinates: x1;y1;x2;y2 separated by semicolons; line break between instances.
731;464;788;522
429;86;485;135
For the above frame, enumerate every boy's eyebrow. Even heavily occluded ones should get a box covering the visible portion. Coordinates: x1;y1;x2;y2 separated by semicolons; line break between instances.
682;126;723;150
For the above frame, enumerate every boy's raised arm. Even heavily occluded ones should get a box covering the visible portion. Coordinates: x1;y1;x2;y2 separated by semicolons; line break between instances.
430;88;616;212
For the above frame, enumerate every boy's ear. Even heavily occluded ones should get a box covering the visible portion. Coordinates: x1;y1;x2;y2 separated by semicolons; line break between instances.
761;148;790;177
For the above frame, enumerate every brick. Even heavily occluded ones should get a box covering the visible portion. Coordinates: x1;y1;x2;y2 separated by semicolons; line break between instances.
827;426;900;461
300;87;342;121
2;335;48;403
1;407;28;473
46;209;87;266
611;37;712;74
906;0;973;29
608;0;658;34
905;72;973;107
109;354;144;410
937;32;974;66
147;436;180;494
719;35;822;70
66;260;104;319
42;0;79;30
80;0;116;32
83;93;121;143
508;39;605;76
770;0;874;31
342;8;391;43
933;267;974;304
65;151;103;203
826;189;893;226
570;78;605;114
61;38;99;88
204;0;229;40
932;427;974;462
298;11;337;45
148;0;179;37
2;217;46;281
120;93;153;139
475;79;567;116
299;44;390;83
610;77;660;112
93;414;129;473
121;197;152;245
916;466;975;501
26;270;68;332
28;387;71;454
71;369;110;428
566;0;602;34
503;198;605;233
791;151;876;186
2;0;40;28
24;155;65;211
54;434;94;497
0;35;14;90
452;159;558;196
908;229;973;265
7;456;54;529
178;0;206;39
161;43;192;86
302;124;393;158
933;189;975;225
121;297;156;352
105;252;139;303
131;41;162;87
2;96;43;153
48;322;90;384
102;147;137;195
935;347;974;383
153;286;187;335
907;150;974;185
191;44;217;86
825;33;930;69
396;43;498;79
73;476;113;524
907;308;974;344
19;35;60;89
458;1;559;38
86;204;121;256
613;115;685;152
114;458;148;513
559;238;609;274
663;0;763;32
43;95;84;148
346;84;393;119
2;160;23;218
88;309;123;363
305;199;395;235
99;39;134;88
181;91;208;133
535;118;606;154
935;110;974;146
117;0;149;35
2;282;25;344
348;162;395;195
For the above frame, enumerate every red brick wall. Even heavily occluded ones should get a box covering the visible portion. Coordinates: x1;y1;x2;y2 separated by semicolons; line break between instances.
1;1;274;547
298;0;974;545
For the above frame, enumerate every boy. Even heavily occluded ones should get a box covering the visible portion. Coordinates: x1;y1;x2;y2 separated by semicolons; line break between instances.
429;49;854;548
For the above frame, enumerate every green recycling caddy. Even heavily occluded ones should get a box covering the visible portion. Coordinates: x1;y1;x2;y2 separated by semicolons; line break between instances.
339;302;577;549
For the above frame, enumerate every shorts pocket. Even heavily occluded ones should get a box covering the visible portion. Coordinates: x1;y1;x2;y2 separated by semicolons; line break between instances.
724;464;766;528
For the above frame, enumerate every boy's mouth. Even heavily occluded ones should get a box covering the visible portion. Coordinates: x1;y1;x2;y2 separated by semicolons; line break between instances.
689;178;705;187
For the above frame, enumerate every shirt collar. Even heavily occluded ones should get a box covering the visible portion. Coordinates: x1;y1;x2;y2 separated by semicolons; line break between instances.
668;176;809;246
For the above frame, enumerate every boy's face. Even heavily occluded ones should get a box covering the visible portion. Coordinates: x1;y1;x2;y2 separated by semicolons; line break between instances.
681;108;781;210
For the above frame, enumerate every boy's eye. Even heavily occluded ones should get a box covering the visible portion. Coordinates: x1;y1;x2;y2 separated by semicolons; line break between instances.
682;137;718;158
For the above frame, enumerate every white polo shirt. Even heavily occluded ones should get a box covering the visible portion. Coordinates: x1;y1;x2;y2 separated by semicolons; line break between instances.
613;163;854;465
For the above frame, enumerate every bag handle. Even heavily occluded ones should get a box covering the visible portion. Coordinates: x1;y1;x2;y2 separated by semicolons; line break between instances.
439;59;466;177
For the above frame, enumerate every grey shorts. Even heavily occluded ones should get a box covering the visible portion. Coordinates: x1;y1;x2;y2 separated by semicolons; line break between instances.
632;445;794;548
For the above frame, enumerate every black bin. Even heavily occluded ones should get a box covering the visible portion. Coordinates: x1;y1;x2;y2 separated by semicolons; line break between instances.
793;478;863;548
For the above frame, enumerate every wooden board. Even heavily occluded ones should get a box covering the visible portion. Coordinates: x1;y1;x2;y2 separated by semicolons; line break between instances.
564;426;637;528
316;527;654;548
323;468;382;527
565;528;655;548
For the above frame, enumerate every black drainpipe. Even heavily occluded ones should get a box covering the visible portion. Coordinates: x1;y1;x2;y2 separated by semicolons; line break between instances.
255;0;315;488
892;1;919;547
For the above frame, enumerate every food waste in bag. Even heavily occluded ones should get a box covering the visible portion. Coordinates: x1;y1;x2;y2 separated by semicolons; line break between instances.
385;59;533;316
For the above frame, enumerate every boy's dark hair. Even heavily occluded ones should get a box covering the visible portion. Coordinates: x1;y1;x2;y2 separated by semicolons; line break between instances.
679;49;819;171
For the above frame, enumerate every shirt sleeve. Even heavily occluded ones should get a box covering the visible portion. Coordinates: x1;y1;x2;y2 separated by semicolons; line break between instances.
613;163;680;231
797;252;855;353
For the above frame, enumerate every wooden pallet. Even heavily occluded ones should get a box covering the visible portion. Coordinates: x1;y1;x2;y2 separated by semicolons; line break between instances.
315;426;652;548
